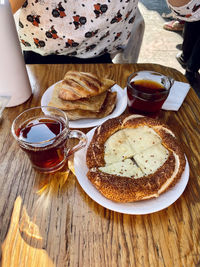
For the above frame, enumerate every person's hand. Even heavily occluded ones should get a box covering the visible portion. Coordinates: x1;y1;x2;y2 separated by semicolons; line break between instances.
168;0;191;7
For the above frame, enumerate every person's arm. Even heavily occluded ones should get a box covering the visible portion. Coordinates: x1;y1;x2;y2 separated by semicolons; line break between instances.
166;0;200;21
168;0;190;7
9;0;25;13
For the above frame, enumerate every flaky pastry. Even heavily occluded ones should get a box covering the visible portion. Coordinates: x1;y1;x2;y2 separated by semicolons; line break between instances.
64;91;117;120
58;70;115;101
48;84;108;111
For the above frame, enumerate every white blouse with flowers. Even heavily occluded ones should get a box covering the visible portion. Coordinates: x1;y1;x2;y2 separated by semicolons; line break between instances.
18;0;200;57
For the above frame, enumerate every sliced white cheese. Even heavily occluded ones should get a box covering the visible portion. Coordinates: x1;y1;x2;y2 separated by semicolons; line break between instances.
99;159;144;178
124;126;162;154
104;127;161;165
134;143;169;175
104;130;135;164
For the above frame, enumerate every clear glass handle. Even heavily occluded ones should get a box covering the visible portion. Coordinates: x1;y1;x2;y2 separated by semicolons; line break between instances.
168;76;175;89
66;130;87;157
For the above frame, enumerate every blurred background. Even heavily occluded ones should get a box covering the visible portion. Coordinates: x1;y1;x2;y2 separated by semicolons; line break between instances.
138;0;183;73
138;0;200;97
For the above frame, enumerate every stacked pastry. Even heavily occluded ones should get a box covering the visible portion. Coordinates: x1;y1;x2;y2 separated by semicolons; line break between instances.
48;71;117;120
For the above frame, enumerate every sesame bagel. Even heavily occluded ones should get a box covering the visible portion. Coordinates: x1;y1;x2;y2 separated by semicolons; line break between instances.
86;115;186;203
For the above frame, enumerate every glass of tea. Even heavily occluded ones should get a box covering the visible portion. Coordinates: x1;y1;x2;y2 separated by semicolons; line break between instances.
11;106;87;173
127;70;174;116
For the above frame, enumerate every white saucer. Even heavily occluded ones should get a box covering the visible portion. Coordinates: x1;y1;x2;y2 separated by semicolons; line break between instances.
41;81;127;128
74;128;190;215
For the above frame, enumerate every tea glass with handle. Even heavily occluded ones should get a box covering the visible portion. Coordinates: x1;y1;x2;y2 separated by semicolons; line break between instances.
11;106;87;173
127;70;174;116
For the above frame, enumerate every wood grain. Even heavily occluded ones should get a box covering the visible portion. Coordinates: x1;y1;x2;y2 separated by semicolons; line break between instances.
0;64;200;267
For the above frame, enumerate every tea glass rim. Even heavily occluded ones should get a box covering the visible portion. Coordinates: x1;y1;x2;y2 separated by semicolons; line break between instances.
11;106;69;146
127;70;171;97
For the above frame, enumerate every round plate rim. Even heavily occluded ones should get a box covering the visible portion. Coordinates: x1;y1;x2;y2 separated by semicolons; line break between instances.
74;127;190;215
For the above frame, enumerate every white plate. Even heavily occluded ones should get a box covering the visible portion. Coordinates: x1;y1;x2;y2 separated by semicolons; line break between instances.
41;81;127;128
74;128;190;215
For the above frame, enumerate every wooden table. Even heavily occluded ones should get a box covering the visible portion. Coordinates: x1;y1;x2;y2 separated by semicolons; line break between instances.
0;64;200;267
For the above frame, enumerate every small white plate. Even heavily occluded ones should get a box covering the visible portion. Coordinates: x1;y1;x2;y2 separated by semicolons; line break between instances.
74;128;190;215
41;81;127;128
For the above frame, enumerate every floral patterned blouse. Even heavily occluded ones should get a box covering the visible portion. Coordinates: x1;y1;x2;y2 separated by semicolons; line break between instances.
18;0;200;57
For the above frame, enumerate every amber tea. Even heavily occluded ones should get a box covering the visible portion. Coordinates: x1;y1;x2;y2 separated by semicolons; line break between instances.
12;106;87;173
127;71;174;116
16;117;67;171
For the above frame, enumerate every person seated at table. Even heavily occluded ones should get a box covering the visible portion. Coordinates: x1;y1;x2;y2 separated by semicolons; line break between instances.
11;1;145;64
10;0;200;64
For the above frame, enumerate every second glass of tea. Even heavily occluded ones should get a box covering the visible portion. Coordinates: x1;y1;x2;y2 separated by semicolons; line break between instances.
11;106;87;173
127;70;174;116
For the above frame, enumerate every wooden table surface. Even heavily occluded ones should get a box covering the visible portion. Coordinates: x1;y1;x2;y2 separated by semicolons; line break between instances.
0;63;200;267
